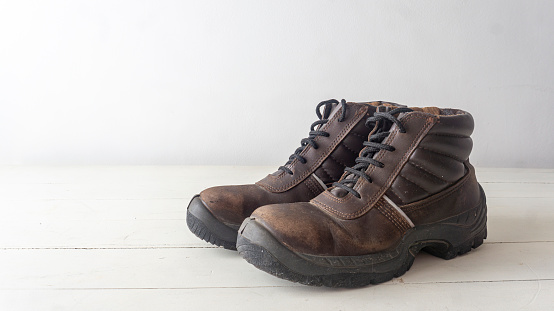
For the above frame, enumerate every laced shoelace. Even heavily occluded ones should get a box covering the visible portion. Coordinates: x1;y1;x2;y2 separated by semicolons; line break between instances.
332;107;413;198
278;99;347;175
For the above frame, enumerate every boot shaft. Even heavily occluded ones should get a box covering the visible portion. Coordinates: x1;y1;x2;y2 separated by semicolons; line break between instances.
314;107;478;219
386;108;474;205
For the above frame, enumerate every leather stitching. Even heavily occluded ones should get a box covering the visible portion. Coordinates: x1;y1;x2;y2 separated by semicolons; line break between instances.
318;113;438;218
303;176;318;197
319;165;335;182
384;189;403;205
329;153;349;168
309;175;323;196
272;107;343;181
312;177;322;195
303;177;314;196
426;133;469;138
375;200;408;232
317;114;409;204
256;106;367;192
312;198;352;218
340;140;361;156
401;169;471;214
418;146;466;162
261;107;343;184
354;114;436;217
398;173;431;194
408;160;450;183
318;125;400;204
348;131;368;139
311;175;325;193
376;204;402;232
386;186;407;204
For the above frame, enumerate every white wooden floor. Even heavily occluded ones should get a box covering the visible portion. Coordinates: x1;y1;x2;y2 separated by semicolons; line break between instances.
0;166;553;310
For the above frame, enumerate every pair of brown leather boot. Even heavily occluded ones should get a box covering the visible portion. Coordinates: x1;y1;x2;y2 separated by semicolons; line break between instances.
186;99;487;288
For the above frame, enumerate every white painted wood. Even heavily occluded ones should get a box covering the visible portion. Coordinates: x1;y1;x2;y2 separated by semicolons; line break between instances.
0;166;552;310
0;281;553;311
0;243;552;289
476;168;554;183
487;197;554;243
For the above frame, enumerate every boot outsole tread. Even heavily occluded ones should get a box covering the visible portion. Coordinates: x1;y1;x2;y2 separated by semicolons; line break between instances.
238;227;486;288
186;195;238;251
187;210;237;250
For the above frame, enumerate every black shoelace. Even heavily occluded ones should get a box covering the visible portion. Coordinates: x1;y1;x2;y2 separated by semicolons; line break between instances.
332;107;413;198
278;99;347;175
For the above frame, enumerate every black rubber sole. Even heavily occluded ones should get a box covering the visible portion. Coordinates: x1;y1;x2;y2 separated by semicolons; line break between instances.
237;190;487;288
186;195;239;250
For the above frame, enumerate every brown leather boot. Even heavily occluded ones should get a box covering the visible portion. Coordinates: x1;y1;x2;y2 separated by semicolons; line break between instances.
186;99;404;250
237;106;487;287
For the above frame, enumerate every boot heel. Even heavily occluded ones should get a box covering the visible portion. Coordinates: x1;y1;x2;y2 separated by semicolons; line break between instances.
424;226;487;260
421;185;487;260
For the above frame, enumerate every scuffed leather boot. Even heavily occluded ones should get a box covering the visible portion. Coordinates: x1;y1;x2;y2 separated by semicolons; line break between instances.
237;106;487;287
187;99;403;250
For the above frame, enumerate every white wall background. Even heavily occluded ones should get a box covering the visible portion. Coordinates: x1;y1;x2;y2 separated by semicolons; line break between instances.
1;1;553;168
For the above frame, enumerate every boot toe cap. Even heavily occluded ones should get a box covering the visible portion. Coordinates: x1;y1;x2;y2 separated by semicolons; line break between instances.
199;185;258;226
251;201;405;257
251;202;339;256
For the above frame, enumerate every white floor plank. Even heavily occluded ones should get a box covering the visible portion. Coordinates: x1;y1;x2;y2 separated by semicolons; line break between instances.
477;168;554;183
0;219;205;248
487;197;554;243
0;243;552;290
0;280;552;311
0;199;187;221
0;166;553;310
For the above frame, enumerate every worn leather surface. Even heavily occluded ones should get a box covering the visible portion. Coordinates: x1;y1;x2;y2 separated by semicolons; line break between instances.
255;103;369;192
250;108;485;256
400;161;482;226
200;176;322;226
385;110;474;204
312;111;438;218
253;199;405;256
200;101;401;226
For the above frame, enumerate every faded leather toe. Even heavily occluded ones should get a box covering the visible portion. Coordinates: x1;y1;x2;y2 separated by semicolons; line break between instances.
200;185;268;227
251;202;337;256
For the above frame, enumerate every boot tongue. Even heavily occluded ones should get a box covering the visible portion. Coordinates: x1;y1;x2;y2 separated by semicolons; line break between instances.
330;106;395;197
